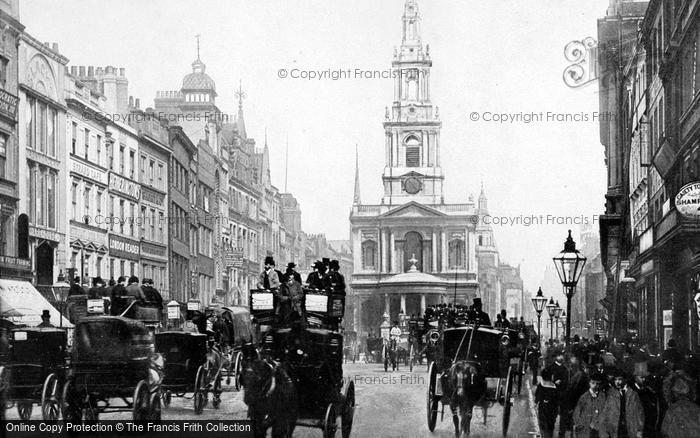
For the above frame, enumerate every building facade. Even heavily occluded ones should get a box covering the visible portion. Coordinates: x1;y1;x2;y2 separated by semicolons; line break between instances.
597;0;700;350
17;32;68;288
0;0;29;281
350;0;479;335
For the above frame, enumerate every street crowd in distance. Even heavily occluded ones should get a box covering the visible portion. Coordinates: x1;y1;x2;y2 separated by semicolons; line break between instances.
532;335;700;438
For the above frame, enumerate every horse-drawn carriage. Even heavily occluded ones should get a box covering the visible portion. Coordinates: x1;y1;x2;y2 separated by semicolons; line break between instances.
155;331;210;413
0;328;67;420
247;286;355;438
365;336;384;364
426;324;522;437
61;317;161;421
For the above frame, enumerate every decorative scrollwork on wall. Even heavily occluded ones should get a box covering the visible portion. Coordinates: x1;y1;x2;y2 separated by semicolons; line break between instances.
563;37;598;88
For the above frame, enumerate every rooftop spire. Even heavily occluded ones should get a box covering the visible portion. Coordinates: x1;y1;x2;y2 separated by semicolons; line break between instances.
353;144;361;205
235;80;247;138
191;33;206;73
196;33;201;60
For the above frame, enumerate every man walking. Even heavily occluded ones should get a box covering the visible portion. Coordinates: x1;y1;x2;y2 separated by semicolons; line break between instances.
598;369;644;438
573;372;607;438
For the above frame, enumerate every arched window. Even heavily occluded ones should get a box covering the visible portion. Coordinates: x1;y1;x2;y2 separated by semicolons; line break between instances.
448;239;465;268
404;135;421;167
403;231;423;272
361;240;376;270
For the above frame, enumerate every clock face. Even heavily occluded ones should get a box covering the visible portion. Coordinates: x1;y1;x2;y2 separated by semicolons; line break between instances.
404;177;422;194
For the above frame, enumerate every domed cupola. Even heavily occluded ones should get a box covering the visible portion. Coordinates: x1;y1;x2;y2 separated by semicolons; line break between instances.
181;35;217;103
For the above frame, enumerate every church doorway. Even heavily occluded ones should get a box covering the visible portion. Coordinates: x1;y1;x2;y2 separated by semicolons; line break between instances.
403;231;423;272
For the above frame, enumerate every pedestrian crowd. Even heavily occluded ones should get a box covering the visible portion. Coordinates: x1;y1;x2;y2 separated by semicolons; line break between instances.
533;334;700;438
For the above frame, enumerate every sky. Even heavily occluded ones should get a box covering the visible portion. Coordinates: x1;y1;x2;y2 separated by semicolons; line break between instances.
21;0;610;292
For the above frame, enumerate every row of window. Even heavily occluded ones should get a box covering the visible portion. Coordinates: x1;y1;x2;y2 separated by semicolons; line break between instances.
26;97;59;158
172;159;189;196
230;187;257;219
140;153;166;191
359;238;466;270
27;163;57;229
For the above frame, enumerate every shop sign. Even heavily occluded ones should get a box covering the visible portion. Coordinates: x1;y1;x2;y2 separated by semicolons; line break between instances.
109;173;140;199
662;309;673;326
675;182;700;218
108;234;140;261
29;225;61;242
71;159;107;185
0;89;19;119
141;186;165;207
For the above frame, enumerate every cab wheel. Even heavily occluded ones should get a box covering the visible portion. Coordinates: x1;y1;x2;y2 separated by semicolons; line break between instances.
17;402;33;420
41;373;60;421
132;380;149;421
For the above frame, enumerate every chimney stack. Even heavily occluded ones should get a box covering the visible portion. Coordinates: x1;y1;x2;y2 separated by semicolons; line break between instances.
52;43;59;53
87;66;94;77
70;66;77;75
119;68;125;76
129;96;134;107
78;66;86;76
135;98;140;109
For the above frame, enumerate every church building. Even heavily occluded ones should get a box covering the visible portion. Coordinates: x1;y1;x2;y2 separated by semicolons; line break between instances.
350;0;494;334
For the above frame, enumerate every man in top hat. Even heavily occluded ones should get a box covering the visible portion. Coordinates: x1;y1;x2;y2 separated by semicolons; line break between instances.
284;262;302;284
472;297;491;326
540;349;571;438
306;260;331;290
257;256;280;290
111;276;127;315
598;368;644;438
573;372;607;438
328;259;345;294
631;361;662;438
37;310;54;328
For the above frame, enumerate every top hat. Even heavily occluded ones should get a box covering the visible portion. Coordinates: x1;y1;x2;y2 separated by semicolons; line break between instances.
322;257;330;264
472;297;482;305
41;309;51;318
264;256;275;266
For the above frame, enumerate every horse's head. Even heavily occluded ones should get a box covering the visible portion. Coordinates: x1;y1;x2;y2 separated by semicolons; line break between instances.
449;360;482;398
241;355;278;405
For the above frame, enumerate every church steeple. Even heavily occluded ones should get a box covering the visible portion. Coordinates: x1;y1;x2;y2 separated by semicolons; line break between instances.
479;181;488;211
382;0;443;206
353;144;361;205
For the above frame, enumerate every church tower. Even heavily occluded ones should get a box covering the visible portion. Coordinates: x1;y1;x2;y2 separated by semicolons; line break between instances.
382;0;444;205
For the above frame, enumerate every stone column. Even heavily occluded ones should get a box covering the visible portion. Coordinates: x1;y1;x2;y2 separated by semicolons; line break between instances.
432;231;437;273
356;295;363;335
441;231;447;272
380;229;387;273
400;294;406;314
389;231;395;273
421;294;426;314
385;293;391;318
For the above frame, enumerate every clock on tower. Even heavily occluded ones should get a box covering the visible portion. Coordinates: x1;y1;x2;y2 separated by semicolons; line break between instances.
404;177;422;194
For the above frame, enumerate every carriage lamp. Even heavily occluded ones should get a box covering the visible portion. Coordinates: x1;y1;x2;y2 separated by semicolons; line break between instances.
531;287;548;343
546;297;557;340
552;230;587;346
52;271;71;328
553;301;563;340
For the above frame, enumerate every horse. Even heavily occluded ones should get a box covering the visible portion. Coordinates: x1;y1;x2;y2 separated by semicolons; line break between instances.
385;338;398;372
443;360;488;438
240;349;297;438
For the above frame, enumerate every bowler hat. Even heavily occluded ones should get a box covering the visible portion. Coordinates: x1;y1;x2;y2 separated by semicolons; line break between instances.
287;262;296;269
329;259;340;270
41;310;51;318
264;256;275;266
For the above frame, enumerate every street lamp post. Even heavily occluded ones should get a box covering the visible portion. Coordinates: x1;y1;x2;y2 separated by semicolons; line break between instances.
554;301;563;340
531;287;548;343
51;270;71;329
552;230;587;346
546;297;557;341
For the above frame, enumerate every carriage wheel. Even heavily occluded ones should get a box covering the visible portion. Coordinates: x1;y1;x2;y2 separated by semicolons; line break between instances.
162;390;172;408
426;362;439;432
409;345;415;372
61;380;82;423
132;380;150;421
341;381;355;438
193;366;206;415
501;365;514;437
149;392;161;421
516;359;524;396
17;402;33;420
322;403;337;438
233;351;243;391
41;373;60;421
